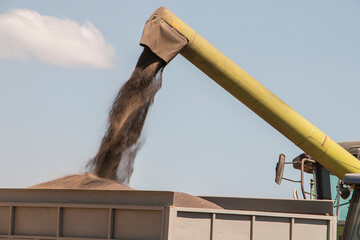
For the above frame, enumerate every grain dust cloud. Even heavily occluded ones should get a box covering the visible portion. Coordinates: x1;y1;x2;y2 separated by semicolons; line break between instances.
87;46;166;185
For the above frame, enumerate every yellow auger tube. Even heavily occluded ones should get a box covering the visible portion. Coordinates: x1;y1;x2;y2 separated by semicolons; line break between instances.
147;7;360;179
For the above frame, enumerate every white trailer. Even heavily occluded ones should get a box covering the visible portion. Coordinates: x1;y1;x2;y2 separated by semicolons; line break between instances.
0;189;336;240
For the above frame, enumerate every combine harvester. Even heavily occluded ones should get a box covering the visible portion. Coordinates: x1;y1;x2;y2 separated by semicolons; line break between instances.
1;7;360;240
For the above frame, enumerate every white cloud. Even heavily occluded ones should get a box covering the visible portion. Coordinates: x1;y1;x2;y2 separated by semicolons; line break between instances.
0;9;115;68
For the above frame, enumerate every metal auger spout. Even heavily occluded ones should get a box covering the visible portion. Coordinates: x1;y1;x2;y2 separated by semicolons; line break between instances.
140;6;360;180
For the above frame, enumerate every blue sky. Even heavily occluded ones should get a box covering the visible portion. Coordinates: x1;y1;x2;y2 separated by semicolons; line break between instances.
0;0;359;199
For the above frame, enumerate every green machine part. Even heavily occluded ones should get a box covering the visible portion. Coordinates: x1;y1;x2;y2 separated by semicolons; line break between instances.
141;7;360;180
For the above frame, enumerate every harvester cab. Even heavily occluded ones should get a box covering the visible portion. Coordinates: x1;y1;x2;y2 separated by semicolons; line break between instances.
342;173;360;239
276;141;360;238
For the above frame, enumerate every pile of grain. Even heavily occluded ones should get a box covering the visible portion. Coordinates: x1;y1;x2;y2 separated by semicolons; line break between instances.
29;173;133;190
173;192;222;209
29;174;222;209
